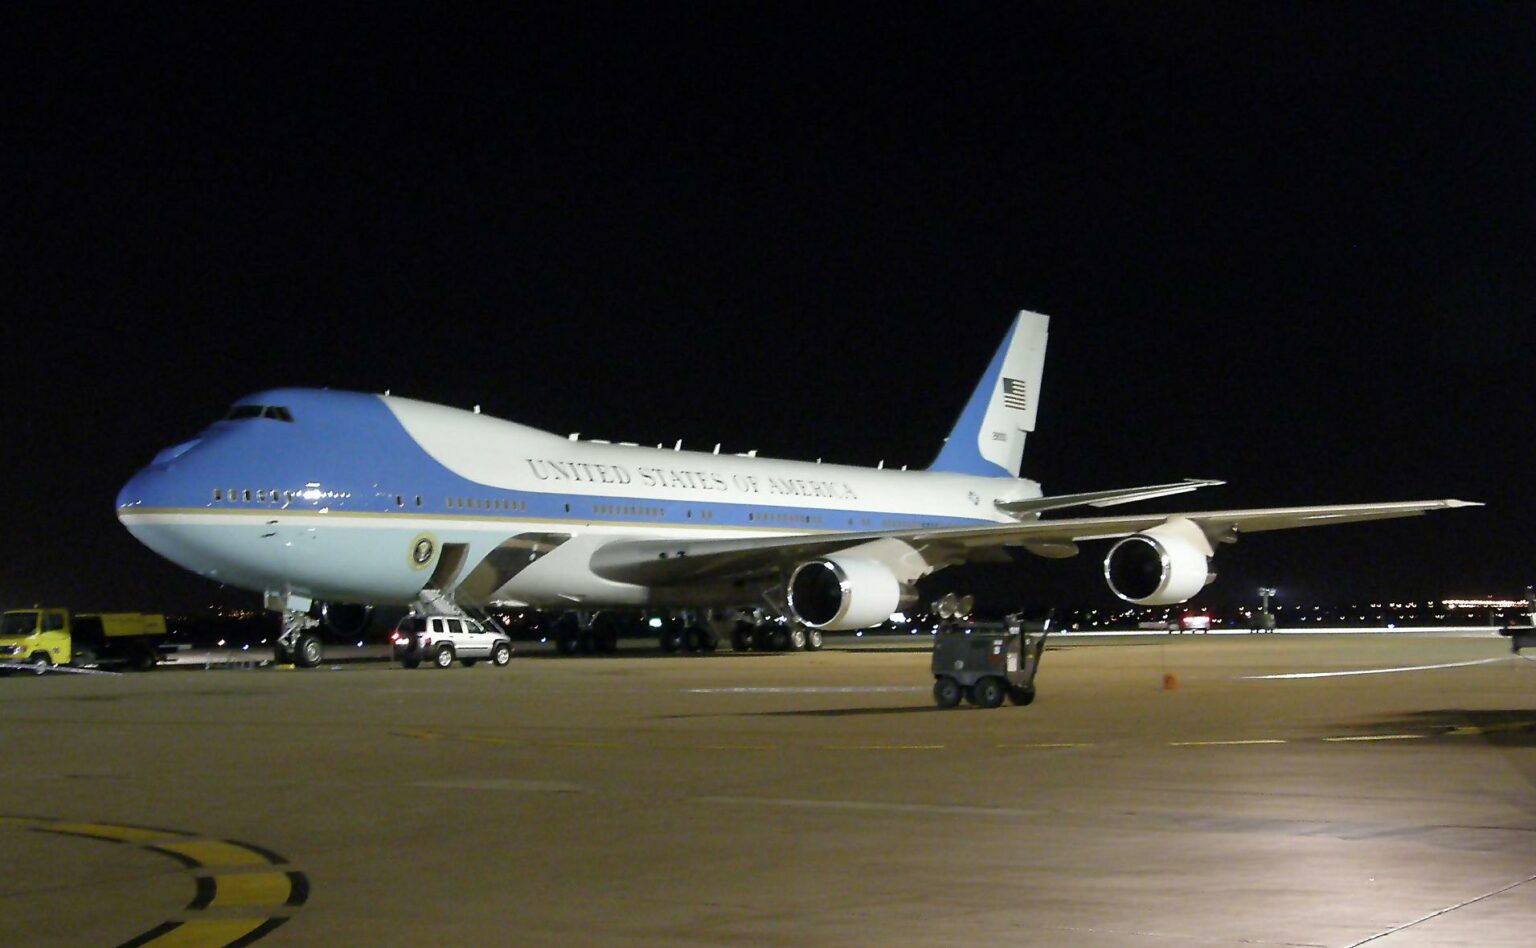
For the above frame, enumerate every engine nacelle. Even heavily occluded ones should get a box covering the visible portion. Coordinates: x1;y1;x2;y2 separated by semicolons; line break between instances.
1103;518;1215;605
787;555;912;630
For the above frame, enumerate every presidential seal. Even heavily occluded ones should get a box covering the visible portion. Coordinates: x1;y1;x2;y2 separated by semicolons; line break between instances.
409;533;436;570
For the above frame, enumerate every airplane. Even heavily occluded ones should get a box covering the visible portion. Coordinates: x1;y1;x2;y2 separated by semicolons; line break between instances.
115;311;1478;666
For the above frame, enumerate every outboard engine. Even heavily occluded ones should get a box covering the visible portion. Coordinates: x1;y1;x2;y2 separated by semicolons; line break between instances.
1103;518;1215;605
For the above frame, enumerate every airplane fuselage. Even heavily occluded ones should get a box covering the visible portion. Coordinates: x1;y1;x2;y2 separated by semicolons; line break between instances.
116;388;1035;610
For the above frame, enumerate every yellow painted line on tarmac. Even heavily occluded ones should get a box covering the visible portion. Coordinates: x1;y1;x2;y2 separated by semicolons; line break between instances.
196;870;304;908
696;744;776;750
824;744;947;751
1323;734;1423;742
995;742;1091;749
462;735;514;745
1170;739;1290;747
5;816;304;946
129;917;284;947
393;729;442;740
547;740;624;749
45;822;186;843
151;839;278;868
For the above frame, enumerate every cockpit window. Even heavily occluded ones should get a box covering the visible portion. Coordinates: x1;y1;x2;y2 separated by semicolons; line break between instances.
224;405;294;422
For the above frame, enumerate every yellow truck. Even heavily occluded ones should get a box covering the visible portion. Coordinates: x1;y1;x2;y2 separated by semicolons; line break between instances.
0;609;167;672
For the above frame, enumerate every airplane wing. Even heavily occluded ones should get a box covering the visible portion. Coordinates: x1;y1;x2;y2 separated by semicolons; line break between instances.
587;499;1480;587
995;478;1224;517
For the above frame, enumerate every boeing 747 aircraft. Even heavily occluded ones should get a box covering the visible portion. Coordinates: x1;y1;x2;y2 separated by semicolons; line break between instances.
116;312;1476;665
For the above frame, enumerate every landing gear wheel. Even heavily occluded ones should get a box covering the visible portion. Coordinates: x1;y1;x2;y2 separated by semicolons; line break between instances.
804;628;824;651
491;642;512;666
788;625;808;651
731;623;752;652
660;623;684;653
750;625;774;651
1008;684;1036;706
768;626;790;652
294;632;323;668
699;627;719;652
555;629;580;655
971;676;1006;709
401;658;421;669
433;644;455;668
933;677;961;708
30;652;52;675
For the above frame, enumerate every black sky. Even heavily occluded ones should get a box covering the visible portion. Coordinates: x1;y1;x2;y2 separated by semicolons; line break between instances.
4;4;1532;612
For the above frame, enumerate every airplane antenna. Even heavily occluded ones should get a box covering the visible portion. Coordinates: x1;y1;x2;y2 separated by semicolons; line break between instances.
473;405;481;414
569;433;580;441
877;460;884;469
674;439;683;451
713;443;721;455
384;389;391;396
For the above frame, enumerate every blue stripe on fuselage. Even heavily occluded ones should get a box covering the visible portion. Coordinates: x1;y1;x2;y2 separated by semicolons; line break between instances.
117;389;1000;531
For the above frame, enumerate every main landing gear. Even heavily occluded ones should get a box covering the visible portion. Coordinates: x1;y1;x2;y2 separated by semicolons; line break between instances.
729;617;822;653
271;595;325;668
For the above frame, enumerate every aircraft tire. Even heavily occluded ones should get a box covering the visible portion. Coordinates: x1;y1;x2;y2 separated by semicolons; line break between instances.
699;627;720;652
768;626;790;652
788;625;807;651
805;628;824;651
731;624;751;652
401;658;421;669
294;632;323;668
555;629;580;655
1008;684;1036;706
660;625;683;653
933;677;962;708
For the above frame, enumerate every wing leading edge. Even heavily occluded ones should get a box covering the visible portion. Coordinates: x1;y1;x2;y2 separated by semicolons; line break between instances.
587;499;1481;588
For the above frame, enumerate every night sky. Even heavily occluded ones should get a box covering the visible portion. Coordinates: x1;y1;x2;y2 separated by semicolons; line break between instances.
5;5;1532;613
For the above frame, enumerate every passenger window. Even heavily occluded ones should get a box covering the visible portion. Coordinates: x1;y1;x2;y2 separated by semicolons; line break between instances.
243;489;252;502
213;488;222;501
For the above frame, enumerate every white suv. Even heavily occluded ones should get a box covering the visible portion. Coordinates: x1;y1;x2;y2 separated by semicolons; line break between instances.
391;616;512;669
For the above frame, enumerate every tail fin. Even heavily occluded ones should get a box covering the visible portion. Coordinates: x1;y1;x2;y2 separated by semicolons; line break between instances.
928;310;1049;477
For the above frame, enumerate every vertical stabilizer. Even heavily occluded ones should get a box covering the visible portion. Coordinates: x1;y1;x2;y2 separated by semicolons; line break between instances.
928;310;1049;477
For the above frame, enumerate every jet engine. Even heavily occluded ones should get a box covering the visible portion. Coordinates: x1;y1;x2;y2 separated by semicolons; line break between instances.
786;555;914;630
1103;518;1215;605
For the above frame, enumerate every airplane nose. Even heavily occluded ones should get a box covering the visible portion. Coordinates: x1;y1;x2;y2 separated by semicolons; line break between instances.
116;466;155;519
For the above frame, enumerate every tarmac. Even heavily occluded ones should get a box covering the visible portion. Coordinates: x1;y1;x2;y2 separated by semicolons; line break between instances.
2;632;1534;946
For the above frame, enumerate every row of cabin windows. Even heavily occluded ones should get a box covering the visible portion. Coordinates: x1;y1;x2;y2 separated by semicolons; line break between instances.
593;503;665;517
748;511;824;525
448;497;528;512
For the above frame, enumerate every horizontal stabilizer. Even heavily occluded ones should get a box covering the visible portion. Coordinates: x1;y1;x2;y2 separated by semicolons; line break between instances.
996;479;1224;518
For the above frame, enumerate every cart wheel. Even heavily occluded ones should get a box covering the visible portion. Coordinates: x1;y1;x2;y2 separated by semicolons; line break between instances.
932;677;961;708
972;676;1006;709
1008;684;1036;706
